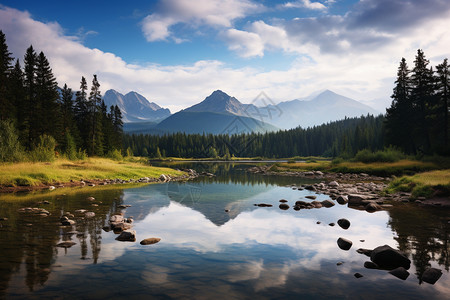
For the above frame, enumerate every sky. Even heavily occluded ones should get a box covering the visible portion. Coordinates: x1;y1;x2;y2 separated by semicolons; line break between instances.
0;0;449;112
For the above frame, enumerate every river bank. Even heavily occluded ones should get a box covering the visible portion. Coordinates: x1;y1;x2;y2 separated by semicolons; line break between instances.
0;158;196;194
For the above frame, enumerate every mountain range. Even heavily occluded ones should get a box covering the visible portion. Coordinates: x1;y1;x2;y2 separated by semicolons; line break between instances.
103;89;380;134
103;89;170;123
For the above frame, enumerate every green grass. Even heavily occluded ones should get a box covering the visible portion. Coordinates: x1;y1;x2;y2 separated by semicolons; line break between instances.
386;169;450;199
0;157;184;187
274;159;438;177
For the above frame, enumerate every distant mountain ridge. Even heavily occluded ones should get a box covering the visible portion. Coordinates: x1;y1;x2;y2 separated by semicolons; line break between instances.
103;89;171;123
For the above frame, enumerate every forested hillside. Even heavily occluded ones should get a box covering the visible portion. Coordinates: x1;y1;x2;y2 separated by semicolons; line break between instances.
0;31;123;161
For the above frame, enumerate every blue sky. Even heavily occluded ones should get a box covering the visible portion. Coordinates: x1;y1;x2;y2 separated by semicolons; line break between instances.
1;0;449;112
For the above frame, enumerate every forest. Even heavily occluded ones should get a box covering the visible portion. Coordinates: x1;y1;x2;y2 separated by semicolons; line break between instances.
1;26;449;161
0;30;123;162
125;50;449;159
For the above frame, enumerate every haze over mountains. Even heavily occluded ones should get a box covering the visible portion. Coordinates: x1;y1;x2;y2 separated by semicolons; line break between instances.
103;89;380;134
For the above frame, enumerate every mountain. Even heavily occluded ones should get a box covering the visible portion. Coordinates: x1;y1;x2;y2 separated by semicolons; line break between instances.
103;89;171;123
147;90;278;135
264;90;380;129
184;90;257;116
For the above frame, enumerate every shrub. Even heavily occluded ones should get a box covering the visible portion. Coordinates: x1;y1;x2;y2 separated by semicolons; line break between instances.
354;148;405;163
106;149;123;161
0;120;25;162
331;157;344;165
29;135;57;162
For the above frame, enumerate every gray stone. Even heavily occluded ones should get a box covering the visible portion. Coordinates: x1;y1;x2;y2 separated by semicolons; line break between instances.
328;181;339;187
348;194;366;204
116;230;136;242
337;237;353;251
159;174;168;182
337;218;351;230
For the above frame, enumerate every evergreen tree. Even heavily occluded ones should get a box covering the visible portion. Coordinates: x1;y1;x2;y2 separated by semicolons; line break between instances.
435;58;450;152
385;58;416;153
35;51;60;140
9;59;26;142
74;76;89;149
87;75;103;156
112;105;123;150
410;49;434;153
0;30;14;121
23;45;37;148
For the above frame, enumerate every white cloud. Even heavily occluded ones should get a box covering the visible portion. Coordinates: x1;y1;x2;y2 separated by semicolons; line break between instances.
222;28;264;58
283;0;327;11
141;0;263;42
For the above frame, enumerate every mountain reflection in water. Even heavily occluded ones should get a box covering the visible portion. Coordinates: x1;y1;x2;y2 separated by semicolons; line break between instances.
0;162;448;299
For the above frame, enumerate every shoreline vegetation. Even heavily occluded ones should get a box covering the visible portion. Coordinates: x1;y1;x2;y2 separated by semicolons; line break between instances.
0;157;189;193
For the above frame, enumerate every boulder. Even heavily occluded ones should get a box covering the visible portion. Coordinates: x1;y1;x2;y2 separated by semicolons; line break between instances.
279;203;290;210
337;237;353;250
337;218;351;230
336;196;348;205
321;200;335;208
159;174;168;182
111;222;132;232
328;181;339;187
389;267;410;280
421;268;442;285
140;238;161;245
116;230;136;242
370;245;411;270
348;194;366;204
365;202;382;213
364;261;379;269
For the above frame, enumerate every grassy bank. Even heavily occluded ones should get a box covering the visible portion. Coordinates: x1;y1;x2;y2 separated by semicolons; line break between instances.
386;170;450;199
271;159;439;177
0;157;185;187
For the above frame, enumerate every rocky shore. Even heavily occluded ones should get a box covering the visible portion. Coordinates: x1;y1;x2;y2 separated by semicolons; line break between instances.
248;165;449;208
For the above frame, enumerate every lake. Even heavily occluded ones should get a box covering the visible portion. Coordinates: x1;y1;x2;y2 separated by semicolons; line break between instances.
0;162;449;299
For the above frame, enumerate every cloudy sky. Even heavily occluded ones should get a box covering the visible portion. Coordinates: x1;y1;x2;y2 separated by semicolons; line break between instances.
1;0;449;112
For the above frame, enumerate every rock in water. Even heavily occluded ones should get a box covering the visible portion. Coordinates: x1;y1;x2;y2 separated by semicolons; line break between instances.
57;241;76;248
116;230;136;242
365;202;381;213
336;196;348;205
389;267;410;280
321;200;335;208
421;268;442;284
337;237;353;251
370;245;411;270
279;203;289;210
337;218;351;230
85;212;95;218
140;238;161;245
354;273;363;278
364;261;379;269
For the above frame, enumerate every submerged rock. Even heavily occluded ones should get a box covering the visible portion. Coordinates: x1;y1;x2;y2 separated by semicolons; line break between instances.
370;245;411;270
140;238;161;245
337;237;353;250
389;267;410;280
421;268;442;285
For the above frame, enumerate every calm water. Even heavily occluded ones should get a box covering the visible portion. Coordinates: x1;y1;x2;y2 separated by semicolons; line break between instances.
0;162;449;299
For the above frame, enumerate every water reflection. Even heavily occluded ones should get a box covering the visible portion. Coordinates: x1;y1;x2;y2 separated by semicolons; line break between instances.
0;162;449;299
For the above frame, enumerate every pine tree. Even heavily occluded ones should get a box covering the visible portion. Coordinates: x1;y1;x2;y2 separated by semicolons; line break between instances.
74;76;88;149
435;58;450;151
87;75;103;156
23;45;37;148
9;59;26;141
0;30;14;121
385;58;416;153
410;49;434;153
35;51;59;139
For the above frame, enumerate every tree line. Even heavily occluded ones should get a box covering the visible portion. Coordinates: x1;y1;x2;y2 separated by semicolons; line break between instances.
0;30;123;162
124;114;385;159
385;49;449;155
